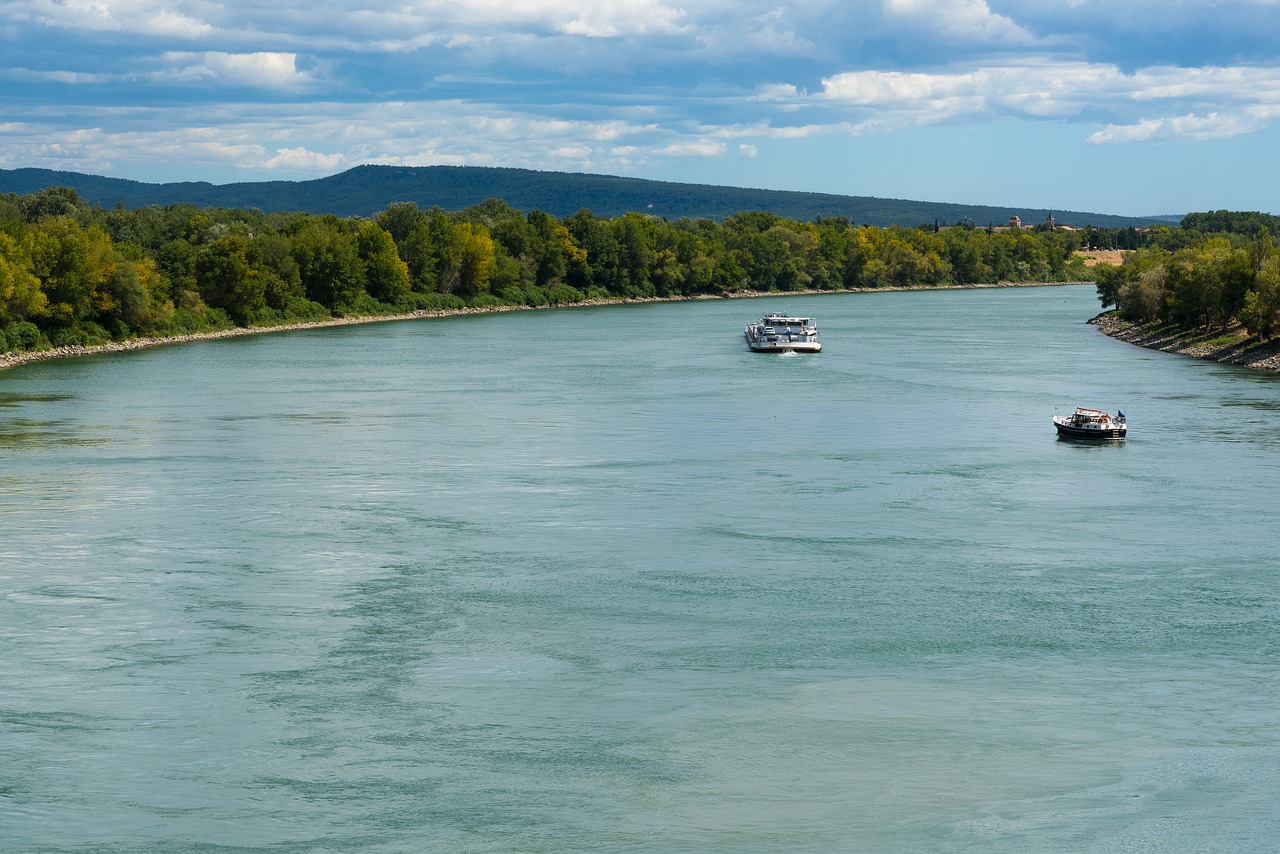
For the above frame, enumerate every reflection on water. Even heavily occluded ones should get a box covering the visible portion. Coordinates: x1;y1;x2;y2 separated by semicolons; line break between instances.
0;419;109;449
0;392;76;407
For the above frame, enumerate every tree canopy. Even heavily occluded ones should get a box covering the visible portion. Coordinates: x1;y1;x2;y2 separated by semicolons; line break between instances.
0;185;1219;356
1098;225;1280;340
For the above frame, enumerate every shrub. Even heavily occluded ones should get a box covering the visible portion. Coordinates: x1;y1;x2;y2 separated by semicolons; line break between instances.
495;286;527;306
547;284;585;305
3;321;46;353
410;292;466;312
160;306;235;336
50;321;112;348
469;294;504;309
335;292;386;318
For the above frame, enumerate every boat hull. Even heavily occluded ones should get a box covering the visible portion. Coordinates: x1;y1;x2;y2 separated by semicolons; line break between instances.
745;338;822;353
1053;420;1126;439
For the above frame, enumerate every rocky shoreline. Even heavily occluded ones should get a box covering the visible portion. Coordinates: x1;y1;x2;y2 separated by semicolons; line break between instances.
0;305;535;372
1;281;1077;373
1091;313;1280;373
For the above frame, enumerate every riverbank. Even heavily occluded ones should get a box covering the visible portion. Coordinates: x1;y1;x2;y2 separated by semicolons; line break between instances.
1091;312;1280;373
2;281;1079;373
0;306;530;372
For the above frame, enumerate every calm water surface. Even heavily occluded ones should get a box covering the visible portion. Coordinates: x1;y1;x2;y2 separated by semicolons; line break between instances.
3;286;1278;852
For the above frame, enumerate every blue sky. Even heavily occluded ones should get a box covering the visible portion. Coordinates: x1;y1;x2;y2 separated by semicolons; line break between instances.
3;0;1279;217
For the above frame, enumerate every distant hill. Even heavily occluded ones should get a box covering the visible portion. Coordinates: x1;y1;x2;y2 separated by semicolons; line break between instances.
0;165;1180;228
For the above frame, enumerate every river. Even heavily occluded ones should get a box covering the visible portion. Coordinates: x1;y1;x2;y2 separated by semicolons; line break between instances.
3;285;1278;852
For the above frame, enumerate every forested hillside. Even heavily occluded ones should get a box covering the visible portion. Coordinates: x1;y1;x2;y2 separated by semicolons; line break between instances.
2;185;1151;354
0;165;1178;228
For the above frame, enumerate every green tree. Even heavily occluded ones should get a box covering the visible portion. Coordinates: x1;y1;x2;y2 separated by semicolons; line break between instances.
100;256;161;333
0;231;47;324
455;223;496;298
254;233;304;310
375;202;425;247
195;235;266;322
613;214;654;296
564;209;619;294
526;210;568;288
356;221;411;304
18;186;85;222
1094;262;1131;309
289;216;365;311
155;238;197;306
28;217;114;325
1215;246;1254;325
1239;255;1280;340
942;226;992;284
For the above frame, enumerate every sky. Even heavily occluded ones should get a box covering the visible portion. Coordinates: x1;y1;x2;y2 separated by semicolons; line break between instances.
2;0;1279;217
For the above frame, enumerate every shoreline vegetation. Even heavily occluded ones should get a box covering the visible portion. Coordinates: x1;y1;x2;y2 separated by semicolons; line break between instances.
1;186;1136;369
6;184;1277;376
1;281;1071;373
1089;210;1280;374
1092;312;1280;374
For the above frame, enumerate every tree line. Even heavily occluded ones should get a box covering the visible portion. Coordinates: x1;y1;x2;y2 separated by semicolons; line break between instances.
5;184;1144;354
1095;222;1280;341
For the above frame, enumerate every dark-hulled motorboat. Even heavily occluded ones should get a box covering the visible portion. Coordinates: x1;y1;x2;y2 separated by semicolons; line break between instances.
1053;407;1127;439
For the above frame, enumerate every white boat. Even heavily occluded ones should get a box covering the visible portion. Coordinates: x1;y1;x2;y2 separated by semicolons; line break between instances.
1053;407;1127;439
744;312;821;352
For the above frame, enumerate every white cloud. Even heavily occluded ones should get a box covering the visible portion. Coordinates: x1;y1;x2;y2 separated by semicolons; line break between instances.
0;54;317;91
0;100;749;178
733;7;816;55
1086;112;1261;144
22;0;212;38
549;144;594;158
883;0;1034;44
0;123;269;174
263;146;347;171
656;140;727;157
823;70;971;105
408;0;688;37
757;83;804;101
156;52;316;90
7;0;689;57
2;67;111;84
814;61;1280;141
1126;65;1280;102
763;124;823;139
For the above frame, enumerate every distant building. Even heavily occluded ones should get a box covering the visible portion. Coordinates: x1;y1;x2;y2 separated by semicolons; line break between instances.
939;212;1079;234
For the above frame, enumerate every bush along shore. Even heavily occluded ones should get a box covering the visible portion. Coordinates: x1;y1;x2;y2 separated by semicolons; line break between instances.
1091;312;1280;373
1;281;1076;373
